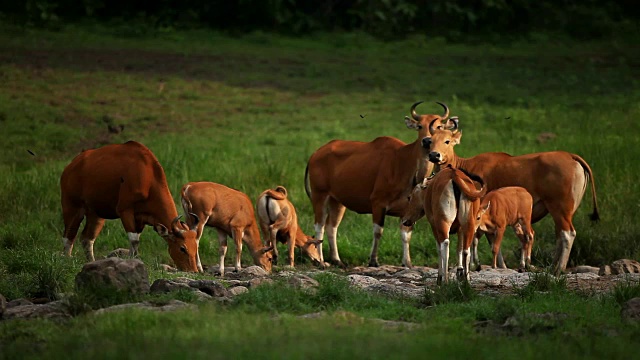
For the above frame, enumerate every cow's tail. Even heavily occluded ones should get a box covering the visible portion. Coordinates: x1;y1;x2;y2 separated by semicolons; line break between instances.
304;162;312;199
452;168;487;200
572;154;600;222
180;184;193;215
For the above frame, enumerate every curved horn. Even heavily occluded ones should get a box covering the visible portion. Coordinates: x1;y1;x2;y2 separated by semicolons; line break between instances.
449;116;459;132
171;215;184;234
428;118;438;135
410;101;424;121
188;212;199;231
436;101;449;121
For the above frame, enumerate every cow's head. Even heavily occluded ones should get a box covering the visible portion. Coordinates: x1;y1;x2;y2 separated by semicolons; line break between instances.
404;101;450;137
302;236;324;266
474;201;491;232
420;114;461;166
252;246;275;273
401;183;427;227
155;214;199;272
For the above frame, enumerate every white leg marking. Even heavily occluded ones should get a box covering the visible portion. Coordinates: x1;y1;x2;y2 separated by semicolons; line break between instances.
217;229;227;277
401;226;412;267
82;238;96;262
440;239;450;283
314;223;325;263
328;224;340;262
127;232;141;258
62;237;73;256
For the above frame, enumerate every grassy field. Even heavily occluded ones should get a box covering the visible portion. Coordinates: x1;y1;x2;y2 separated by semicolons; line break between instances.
0;24;639;358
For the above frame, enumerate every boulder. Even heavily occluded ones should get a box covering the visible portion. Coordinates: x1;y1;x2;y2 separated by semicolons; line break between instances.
240;266;269;277
94;300;195;314
106;248;130;258
2;301;70;320
248;277;274;288
572;266;600;274
188;280;232;298
229;286;249;296
347;274;381;289
286;274;320;290
150;279;192;293
599;265;612;276
621;297;640;322
160;264;178;273
611;259;640;275
75;258;150;295
6;298;33;308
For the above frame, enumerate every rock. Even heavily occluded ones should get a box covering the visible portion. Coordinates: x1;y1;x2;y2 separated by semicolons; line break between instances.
248;277;274;288
188;280;232;298
2;300;70;320
365;283;424;299
0;294;5;318
160;264;178;272
75;258;150;295
240;266;269;277
191;290;214;301
150;279;192;293
106;248;130;258
347;274;381;289
393;269;424;281
94;300;195;314
621;297;640;322
611;259;640;275
286;274;320;290
6;298;33;309
569;272;599;281
599;265;612;276
229;286;249;296
572;266;600;274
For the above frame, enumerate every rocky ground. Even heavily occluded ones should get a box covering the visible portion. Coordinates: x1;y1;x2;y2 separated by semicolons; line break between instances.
1;257;639;322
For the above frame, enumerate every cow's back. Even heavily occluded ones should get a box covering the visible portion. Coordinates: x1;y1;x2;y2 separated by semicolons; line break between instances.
60;141;164;219
307;137;405;212
186;182;255;230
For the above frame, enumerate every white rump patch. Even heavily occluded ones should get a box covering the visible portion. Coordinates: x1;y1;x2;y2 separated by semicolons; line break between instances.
571;162;587;214
439;181;457;223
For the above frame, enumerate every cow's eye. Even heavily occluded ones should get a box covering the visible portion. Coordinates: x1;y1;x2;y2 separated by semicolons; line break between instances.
180;246;188;254
445;140;451;144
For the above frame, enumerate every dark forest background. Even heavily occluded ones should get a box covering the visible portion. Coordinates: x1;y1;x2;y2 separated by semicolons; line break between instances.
1;0;638;40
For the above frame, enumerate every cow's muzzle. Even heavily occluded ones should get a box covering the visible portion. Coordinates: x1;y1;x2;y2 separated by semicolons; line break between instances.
428;152;442;163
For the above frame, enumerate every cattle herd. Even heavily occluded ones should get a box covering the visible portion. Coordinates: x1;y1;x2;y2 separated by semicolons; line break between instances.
59;101;599;283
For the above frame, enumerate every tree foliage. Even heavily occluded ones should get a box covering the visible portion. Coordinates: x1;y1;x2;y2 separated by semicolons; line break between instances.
1;1;637;40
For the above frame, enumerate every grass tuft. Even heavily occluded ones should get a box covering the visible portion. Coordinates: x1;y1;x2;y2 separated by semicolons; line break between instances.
423;280;477;306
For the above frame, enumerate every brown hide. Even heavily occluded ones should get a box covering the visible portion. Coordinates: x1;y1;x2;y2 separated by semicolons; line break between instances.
60;141;199;272
475;187;535;269
423;124;599;274
180;182;273;276
256;186;322;267
304;101;450;268
402;166;485;284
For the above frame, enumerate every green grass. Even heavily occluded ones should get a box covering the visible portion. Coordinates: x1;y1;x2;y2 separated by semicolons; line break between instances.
0;24;639;359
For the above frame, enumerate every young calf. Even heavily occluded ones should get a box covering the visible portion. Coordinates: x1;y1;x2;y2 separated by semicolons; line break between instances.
472;186;535;271
401;166;486;284
256;186;323;268
180;182;274;276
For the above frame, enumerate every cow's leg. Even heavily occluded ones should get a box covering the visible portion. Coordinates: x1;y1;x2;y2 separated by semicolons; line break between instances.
471;231;484;271
400;223;413;268
491;228;506;269
326;198;347;268
548;206;576;275
194;216;209;273
368;207;387;267
259;217;279;265
431;224;451;285
484;232;505;269
231;227;244;273
61;204;85;257
216;229;228;277
311;193;329;266
80;212;105;262
286;223;297;268
116;208;142;258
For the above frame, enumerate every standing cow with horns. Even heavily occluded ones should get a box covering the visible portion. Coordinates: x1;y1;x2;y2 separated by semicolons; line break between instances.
418;103;600;275
304;101;456;268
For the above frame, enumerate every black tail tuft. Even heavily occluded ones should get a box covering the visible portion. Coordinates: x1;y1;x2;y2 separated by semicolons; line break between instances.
589;209;600;223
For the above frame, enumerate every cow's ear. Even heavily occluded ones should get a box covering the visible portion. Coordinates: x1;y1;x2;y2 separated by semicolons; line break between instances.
155;223;169;237
404;116;422;130
452;131;462;144
482;201;491;212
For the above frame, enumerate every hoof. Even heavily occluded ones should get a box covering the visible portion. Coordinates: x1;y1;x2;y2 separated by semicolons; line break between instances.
402;262;413;269
456;268;466;281
368;259;379;267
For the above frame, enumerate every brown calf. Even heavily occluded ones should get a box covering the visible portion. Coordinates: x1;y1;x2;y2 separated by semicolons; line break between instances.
180;182;274;276
418;105;599;275
472;186;535;271
60;141;199;272
256;186;323;267
401;166;486;284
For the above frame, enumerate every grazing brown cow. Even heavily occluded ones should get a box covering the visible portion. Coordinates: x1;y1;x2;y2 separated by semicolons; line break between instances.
256;186;323;267
471;186;535;271
180;182;274;276
401;166;486;284
418;105;600;275
304;102;454;268
60;141;199;272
